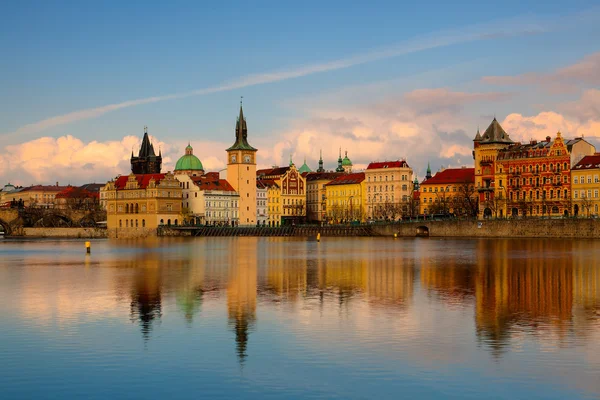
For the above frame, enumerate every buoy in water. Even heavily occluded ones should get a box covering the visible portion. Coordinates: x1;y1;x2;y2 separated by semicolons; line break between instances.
394;233;398;239
85;241;91;254
317;233;321;242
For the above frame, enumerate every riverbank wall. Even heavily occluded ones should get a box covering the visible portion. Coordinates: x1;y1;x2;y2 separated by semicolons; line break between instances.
159;219;600;239
374;219;600;238
11;227;108;238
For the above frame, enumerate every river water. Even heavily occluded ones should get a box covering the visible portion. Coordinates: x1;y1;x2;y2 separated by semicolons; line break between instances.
0;237;599;399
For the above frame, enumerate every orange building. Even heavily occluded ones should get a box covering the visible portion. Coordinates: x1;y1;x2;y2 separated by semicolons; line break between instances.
494;132;571;218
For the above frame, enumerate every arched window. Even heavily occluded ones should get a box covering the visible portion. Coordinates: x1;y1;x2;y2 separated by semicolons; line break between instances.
168;219;171;226
119;220;122;227
135;203;139;213
125;204;129;213
142;219;145;228
174;219;178;226
135;219;138;227
125;220;129;227
160;219;164;225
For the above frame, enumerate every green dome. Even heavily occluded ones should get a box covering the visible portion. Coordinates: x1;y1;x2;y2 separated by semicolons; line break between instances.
342;155;352;166
175;154;204;171
298;161;312;174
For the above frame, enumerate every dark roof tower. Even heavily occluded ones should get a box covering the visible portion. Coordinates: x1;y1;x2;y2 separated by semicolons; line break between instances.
317;149;325;173
131;126;162;174
425;162;432;180
478;118;513;144
335;148;344;173
227;102;257;151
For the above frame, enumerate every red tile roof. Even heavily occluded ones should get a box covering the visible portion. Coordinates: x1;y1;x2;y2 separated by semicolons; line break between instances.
305;172;344;182
421;168;474;185
256;178;279;189
367;160;410;169
20;184;70;193
114;174;166;189
324;172;365;186
257;166;291;177
191;176;236;191
55;186;99;199
573;155;600;170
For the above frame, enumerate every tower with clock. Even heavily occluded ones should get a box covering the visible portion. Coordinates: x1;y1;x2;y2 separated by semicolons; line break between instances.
226;101;258;225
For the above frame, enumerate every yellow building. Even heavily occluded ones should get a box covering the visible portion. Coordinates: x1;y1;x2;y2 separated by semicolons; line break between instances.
364;160;414;220
259;179;281;227
419;167;476;216
10;183;69;208
226;104;258;226
571;154;600;217
257;162;307;225
324;172;366;223
306;172;343;223
102;172;182;238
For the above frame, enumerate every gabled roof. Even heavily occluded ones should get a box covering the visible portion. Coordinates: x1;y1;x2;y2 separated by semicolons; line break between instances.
56;186;99;199
324;172;365;186
191;176;236;192
20;184;70;193
367;160;410;169
479;118;513;144
420;168;474;185
256;166;291;177
573;154;600;170
305;172;344;182
114;174;166;189
256;178;279;189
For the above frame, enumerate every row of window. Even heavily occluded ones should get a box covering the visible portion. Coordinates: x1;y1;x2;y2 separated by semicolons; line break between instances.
500;162;569;174
573;175;600;184
119;219;146;228
366;174;411;182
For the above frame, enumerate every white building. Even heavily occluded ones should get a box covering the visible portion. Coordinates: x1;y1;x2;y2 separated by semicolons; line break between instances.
256;181;268;226
176;172;240;226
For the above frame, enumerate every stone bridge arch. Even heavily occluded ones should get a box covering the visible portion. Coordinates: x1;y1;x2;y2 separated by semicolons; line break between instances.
416;225;430;237
0;218;11;235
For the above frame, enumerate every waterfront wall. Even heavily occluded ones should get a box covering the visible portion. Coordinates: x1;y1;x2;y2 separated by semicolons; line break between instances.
373;219;600;238
17;227;108;238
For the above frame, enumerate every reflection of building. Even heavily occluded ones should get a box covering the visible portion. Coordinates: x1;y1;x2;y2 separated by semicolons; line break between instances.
130;261;162;341
103;172;182;237
227;238;258;364
131;127;162;174
365;160;413;220
325;172;366;223
571;154;600;217
226;104;258;226
474;240;574;356
420;259;475;305
419;167;475;216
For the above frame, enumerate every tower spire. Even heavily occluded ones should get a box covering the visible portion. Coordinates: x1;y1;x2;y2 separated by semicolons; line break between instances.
317;149;324;172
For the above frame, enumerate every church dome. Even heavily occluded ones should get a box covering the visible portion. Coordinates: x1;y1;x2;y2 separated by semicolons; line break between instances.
342;151;352;166
174;144;204;173
298;159;312;174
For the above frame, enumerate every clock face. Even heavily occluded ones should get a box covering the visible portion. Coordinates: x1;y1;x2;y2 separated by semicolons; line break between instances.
231;155;237;163
244;155;251;163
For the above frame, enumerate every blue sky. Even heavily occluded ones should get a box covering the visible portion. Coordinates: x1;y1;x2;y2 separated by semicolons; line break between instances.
1;1;599;185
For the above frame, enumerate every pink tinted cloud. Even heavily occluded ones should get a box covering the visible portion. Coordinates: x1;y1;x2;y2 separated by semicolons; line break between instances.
482;52;600;93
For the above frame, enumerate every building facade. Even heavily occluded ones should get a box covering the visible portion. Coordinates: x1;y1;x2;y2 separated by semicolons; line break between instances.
102;172;182;237
306;172;343;223
571;154;600;217
257;164;306;225
473;118;514;217
14;184;69;208
364;160;414;220
226;105;257;226
324;172;366;223
419;167;476;216
175;172;239;225
494;132;571;218
256;181;268;226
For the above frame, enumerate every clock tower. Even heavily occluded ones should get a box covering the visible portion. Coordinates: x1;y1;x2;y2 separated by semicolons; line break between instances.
226;102;258;226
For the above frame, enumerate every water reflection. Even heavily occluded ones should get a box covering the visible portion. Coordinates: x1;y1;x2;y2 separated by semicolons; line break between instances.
1;237;600;398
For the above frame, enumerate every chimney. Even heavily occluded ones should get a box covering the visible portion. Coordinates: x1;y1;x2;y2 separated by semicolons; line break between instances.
56;182;59;187
530;140;537;145
546;136;551;142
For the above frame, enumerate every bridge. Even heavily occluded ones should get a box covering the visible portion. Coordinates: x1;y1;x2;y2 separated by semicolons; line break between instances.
0;208;106;236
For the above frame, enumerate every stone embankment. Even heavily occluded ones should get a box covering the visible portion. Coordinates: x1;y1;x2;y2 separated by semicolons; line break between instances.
10;227;108;238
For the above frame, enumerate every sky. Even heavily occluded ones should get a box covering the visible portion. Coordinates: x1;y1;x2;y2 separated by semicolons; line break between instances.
1;0;600;186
